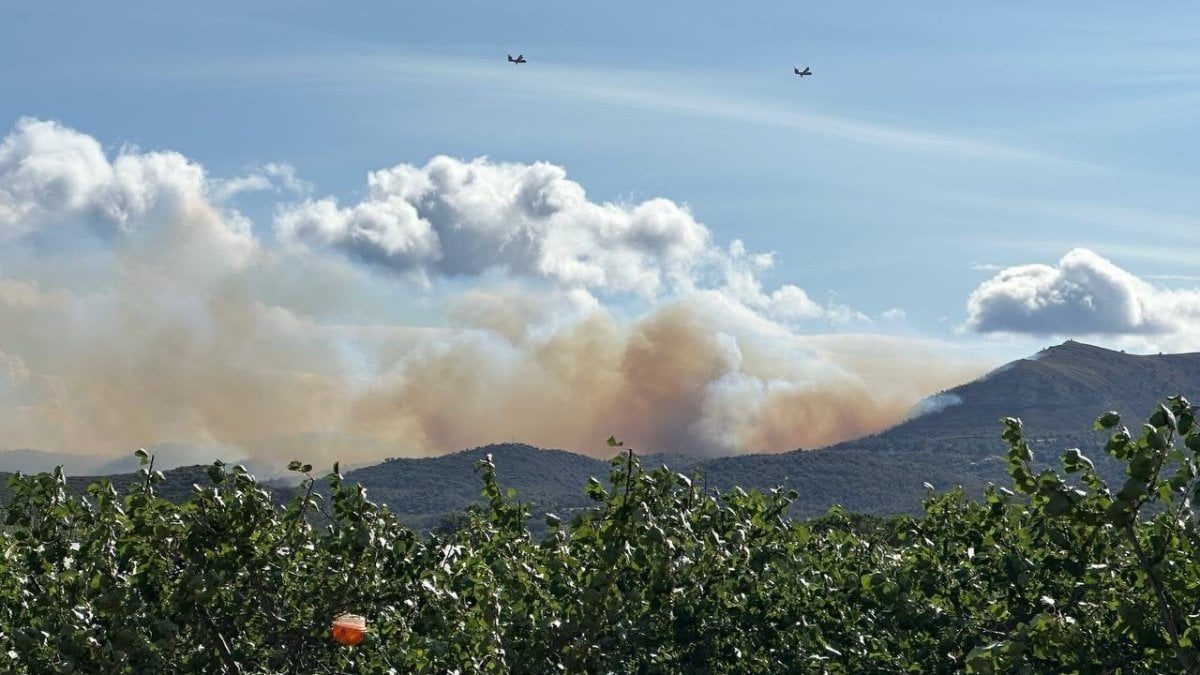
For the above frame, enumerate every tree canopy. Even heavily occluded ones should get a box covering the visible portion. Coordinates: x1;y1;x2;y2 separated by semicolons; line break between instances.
2;400;1199;673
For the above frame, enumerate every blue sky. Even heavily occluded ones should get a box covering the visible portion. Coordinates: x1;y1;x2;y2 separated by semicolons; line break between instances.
2;2;1199;464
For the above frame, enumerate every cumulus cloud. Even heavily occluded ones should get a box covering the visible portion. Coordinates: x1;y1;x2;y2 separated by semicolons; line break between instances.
0;117;113;241
275;156;712;296
1;118;251;250
714;239;870;325
0;117;996;467
966;248;1200;339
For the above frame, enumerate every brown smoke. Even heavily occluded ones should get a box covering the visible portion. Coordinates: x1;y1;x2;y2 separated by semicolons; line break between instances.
0;122;996;468
0;267;993;466
341;297;991;459
0;230;993;468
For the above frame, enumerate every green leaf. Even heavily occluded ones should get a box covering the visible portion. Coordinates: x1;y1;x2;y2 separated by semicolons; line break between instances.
1106;429;1134;459
584;477;608;501
1186;433;1200;453
1043;490;1073;518
1128;453;1156;483
1149;403;1177;431
1144;426;1167;451
1117;478;1148;504
1001;417;1024;443
965;645;999;674
1095;411;1121;430
1061;448;1093;474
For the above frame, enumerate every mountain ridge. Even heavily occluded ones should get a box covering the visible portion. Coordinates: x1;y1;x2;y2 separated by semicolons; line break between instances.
6;340;1200;525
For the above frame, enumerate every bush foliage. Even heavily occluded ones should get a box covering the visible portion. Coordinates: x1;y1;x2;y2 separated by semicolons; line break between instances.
2;401;1199;673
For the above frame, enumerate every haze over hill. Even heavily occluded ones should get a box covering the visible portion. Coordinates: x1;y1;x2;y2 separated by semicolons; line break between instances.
5;119;1200;474
7;340;1198;528
333;340;1200;522
700;340;1200;511
891;340;1199;444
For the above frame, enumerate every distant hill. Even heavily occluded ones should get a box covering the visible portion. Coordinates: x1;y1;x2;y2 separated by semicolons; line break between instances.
341;444;606;531
0;449;112;475
0;444;693;533
5;340;1197;529
699;340;1200;516
887;340;1197;445
0;442;257;477
326;340;1200;524
0;464;272;508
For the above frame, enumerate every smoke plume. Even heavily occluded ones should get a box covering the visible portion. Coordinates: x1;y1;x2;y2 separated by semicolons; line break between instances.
0;118;992;468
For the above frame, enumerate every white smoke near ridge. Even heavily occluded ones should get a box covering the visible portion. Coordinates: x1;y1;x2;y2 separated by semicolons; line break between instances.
903;393;964;422
0;117;994;466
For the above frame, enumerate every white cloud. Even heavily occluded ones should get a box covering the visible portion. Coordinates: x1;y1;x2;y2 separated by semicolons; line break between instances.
0;116;257;270
0;117;113;240
276;192;442;274
211;162;311;202
276;156;714;297
270;156;878;330
716;239;870;324
966;248;1200;339
1145;274;1200;282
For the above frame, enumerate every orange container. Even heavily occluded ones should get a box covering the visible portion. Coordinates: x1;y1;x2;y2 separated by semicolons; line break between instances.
331;613;367;646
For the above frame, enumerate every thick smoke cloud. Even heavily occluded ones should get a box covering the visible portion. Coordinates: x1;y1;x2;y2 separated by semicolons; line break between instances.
0;118;992;469
966;248;1200;339
343;293;987;457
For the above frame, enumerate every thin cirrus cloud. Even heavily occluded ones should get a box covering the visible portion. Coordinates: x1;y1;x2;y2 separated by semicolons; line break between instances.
0;116;994;466
965;248;1200;339
142;50;1057;163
